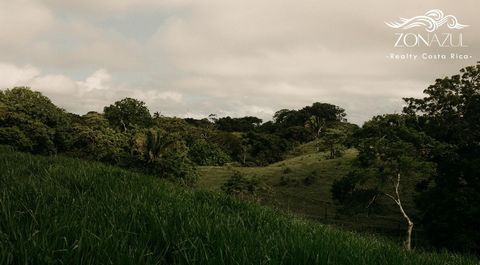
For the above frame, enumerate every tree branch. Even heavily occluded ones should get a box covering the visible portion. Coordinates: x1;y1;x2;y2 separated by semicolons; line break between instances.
366;194;378;209
383;192;399;205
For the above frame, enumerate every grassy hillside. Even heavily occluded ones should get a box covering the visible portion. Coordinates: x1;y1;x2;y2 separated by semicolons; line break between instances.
0;146;477;265
198;144;422;240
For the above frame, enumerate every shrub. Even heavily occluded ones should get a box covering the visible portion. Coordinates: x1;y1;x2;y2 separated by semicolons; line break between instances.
303;173;317;186
222;171;259;197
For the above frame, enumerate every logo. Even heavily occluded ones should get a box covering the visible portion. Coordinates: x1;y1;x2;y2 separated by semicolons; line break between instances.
385;9;469;33
384;9;473;61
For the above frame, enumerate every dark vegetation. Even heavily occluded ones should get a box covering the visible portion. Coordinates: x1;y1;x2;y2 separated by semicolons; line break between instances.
332;63;480;254
1;63;480;257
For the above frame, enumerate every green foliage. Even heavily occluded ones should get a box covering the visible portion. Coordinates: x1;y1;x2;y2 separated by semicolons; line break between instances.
152;116;191;133
305;115;326;138
303;172;317;186
277;125;313;143
188;138;231;166
0;87;72;154
215;116;262;132
242;132;292;166
1;147;477;265
331;171;362;204
150;116;233;166
404;63;480;253
103;97;152;131
184;117;214;128
143;129;179;163
0;126;33;151
279;175;293;186
0;88;197;185
210;131;245;162
269;103;351;147
130;129;198;185
274;102;346;129
154;150;198;186
221;171;260;197
321;128;348;159
70;112;128;163
332;114;436;223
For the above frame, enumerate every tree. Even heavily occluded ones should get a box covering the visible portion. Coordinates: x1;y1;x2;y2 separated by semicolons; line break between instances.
70;112;128;163
302;102;346;122
242;132;291;166
130;129;197;185
403;63;480;253
215;116;262;132
332;114;436;251
143;129;179;163
305;115;326;139
274;103;346;129
273;109;305;127
0;87;72;154
184;118;213;129
188;139;231;166
277;125;312;143
210;131;244;163
321;128;347;159
221;171;260;199
104;98;152;132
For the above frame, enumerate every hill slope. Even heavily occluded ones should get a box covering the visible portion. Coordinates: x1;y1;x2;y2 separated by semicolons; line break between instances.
0;146;477;264
198;144;422;240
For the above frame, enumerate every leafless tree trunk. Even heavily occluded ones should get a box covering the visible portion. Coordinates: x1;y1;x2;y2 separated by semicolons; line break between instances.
242;146;247;165
120;118;127;132
384;173;414;251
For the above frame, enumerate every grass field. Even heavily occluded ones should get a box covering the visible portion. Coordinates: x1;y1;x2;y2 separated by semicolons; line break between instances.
1;146;478;264
198;144;424;241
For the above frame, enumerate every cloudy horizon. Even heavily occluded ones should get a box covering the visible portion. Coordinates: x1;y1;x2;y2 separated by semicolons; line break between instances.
1;0;478;125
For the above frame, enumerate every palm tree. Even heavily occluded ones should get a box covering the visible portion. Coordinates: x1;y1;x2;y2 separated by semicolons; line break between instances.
144;129;177;163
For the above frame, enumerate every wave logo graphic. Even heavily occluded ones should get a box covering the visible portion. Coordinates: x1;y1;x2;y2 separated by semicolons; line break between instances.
385;9;469;32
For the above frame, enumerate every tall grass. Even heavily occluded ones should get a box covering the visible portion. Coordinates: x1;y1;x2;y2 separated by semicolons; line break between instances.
0;146;477;264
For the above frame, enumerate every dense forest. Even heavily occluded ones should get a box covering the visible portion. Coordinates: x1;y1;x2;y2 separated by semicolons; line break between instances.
1;63;479;255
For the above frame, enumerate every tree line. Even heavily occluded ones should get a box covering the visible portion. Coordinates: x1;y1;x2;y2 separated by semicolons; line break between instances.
0;89;352;183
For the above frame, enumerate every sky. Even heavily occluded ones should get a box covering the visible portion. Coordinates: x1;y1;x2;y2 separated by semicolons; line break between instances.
0;0;478;125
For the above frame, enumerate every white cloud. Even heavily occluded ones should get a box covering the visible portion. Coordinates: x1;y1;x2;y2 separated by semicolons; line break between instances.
0;0;54;46
43;0;189;15
30;74;78;95
0;62;183;115
0;63;40;88
157;91;183;102
77;69;112;92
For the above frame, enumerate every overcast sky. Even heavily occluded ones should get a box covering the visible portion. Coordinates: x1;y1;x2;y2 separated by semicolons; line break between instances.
0;0;478;124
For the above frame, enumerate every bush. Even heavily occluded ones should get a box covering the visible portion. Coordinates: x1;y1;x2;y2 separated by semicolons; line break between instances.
279;175;290;186
331;171;360;204
303;173;317;186
153;151;198;186
222;171;259;197
0;127;33;151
